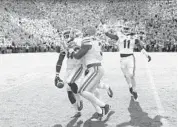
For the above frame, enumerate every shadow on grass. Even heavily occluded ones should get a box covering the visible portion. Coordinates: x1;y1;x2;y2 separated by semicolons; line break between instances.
52;115;83;127
82;110;115;127
117;97;163;127
66;116;83;127
52;124;63;127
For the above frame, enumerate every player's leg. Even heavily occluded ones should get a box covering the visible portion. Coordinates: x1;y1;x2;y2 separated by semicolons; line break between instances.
69;65;84;111
130;55;136;91
120;58;132;92
66;86;76;105
79;66;110;117
79;66;105;107
65;68;76;107
65;65;83;117
90;88;104;121
65;68;77;113
97;82;113;98
90;80;111;121
128;55;138;100
66;86;81;117
92;89;102;114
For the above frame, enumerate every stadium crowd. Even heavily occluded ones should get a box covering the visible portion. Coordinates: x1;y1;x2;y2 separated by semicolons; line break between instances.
0;40;177;54
0;0;177;54
0;42;56;54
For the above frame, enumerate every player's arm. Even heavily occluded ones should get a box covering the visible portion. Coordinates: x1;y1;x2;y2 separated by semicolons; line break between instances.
55;51;66;88
102;24;119;41
135;39;151;62
70;39;92;59
105;32;119;41
73;44;91;59
56;51;66;75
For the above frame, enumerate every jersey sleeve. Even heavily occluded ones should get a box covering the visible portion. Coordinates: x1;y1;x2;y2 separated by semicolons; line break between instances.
82;38;92;46
105;32;119;41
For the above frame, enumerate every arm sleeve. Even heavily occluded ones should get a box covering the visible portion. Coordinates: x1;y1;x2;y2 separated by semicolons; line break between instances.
56;52;66;73
73;44;91;59
105;32;119;41
135;39;149;57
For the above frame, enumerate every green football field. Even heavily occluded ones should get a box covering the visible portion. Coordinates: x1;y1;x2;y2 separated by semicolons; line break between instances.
0;52;177;127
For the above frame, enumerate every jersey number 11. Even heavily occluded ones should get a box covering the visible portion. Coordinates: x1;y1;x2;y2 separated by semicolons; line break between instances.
124;40;130;49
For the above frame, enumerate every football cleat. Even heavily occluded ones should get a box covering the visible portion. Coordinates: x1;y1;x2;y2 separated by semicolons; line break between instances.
102;104;110;115
132;91;138;101
55;76;64;88
91;113;103;121
72;112;81;118
77;100;83;111
148;55;151;62
129;87;133;94
107;87;113;98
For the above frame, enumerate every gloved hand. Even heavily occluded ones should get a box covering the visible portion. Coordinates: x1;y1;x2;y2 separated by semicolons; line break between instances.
55;75;64;88
148;55;151;62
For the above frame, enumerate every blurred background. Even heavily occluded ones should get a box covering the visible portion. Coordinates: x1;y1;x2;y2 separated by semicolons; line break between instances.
0;0;177;54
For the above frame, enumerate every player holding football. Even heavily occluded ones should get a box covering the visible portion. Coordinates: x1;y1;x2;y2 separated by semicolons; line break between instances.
101;20;151;101
68;26;111;121
55;29;84;117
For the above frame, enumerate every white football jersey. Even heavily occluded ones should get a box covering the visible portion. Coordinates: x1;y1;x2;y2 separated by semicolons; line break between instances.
82;36;103;65
60;37;83;69
117;31;136;54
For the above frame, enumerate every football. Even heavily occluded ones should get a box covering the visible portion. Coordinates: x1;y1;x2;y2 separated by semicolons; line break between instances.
55;76;64;89
56;81;64;88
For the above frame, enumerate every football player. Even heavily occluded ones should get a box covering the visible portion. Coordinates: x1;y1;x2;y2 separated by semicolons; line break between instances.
55;29;83;117
69;26;111;121
101;20;151;101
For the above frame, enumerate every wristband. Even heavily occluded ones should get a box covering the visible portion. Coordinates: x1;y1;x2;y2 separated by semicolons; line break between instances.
56;72;60;76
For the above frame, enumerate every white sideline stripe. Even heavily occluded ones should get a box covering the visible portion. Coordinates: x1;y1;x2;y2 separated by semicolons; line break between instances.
145;62;170;126
0;72;49;93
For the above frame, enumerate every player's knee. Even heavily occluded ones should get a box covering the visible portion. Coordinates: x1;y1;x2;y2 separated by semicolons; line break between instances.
66;85;71;91
66;78;72;84
128;73;135;79
131;75;135;80
125;74;130;80
67;91;76;104
79;90;85;98
69;83;78;94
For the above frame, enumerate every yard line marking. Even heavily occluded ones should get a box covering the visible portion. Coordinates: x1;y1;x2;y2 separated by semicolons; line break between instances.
0;72;50;93
145;62;170;126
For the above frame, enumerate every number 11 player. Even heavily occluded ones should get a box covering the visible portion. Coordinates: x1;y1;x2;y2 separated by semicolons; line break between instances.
101;21;151;101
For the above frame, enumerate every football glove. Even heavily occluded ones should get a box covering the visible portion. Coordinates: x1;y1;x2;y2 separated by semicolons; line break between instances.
148;55;151;62
55;76;64;89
